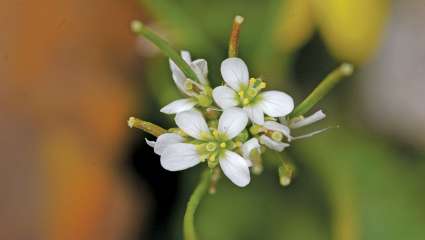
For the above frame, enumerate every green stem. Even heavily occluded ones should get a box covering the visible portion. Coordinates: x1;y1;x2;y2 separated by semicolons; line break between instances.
131;20;200;82
288;63;353;118
127;117;167;137
183;170;212;240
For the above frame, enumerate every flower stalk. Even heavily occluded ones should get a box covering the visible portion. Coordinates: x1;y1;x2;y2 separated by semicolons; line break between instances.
131;20;200;82
184;169;212;240
228;15;244;57
128;117;167;137
288;63;353;118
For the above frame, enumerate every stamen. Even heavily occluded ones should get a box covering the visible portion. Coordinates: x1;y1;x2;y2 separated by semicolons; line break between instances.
238;91;244;97
208;153;219;168
184;80;193;90
257;82;266;89
200;132;212;140
247;88;257;97
242;98;250;105
212;129;219;138
220;142;227;148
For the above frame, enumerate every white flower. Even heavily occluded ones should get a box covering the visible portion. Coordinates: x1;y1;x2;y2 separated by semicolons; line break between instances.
147;108;253;187
281;110;329;140
253;110;328;151
212;57;294;125
160;51;211;114
259;121;291;152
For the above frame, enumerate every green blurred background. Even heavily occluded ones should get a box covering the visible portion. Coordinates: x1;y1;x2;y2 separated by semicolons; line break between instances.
1;0;425;239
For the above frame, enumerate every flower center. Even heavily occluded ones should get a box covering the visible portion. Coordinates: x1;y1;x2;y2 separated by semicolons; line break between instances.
196;128;240;169
238;78;266;106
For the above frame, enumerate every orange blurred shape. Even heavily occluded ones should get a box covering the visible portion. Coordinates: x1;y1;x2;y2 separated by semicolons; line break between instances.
0;0;150;239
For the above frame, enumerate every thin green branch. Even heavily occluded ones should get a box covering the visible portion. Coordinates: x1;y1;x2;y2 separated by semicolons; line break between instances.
184;169;212;240
228;15;244;57
128;117;167;137
131;20;200;82
289;63;354;118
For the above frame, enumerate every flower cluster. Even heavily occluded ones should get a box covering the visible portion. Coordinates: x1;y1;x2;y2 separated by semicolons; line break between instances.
142;51;328;187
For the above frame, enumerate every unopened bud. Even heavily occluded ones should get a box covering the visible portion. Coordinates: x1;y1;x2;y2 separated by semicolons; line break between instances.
278;161;295;187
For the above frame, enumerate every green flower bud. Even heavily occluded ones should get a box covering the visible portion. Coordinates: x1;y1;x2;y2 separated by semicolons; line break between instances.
197;95;213;107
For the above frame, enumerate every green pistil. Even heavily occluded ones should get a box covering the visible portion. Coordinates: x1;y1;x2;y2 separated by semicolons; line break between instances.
197;94;212;107
206;142;217;152
271;131;283;142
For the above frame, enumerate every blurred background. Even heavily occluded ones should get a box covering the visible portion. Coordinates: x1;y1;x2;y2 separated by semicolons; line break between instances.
1;0;425;239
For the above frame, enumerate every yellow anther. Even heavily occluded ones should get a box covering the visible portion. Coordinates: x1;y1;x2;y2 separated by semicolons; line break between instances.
247;88;257;97
235;141;242;147
249;78;256;86
271;131;283;142
243;98;250;105
200;131;212;140
258;82;266;89
238;91;244;97
184;80;193;90
220;142;227;148
212;129;219;138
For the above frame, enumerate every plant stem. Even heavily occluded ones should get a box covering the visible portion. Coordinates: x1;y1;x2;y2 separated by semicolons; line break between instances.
131;20;200;82
127;117;167;137
183;169;212;240
228;15;244;57
288;63;353;118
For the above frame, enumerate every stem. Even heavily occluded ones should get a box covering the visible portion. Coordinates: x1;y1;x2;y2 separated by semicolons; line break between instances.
183;170;212;240
127;117;167;137
228;15;244;57
131;20;200;82
288;63;353;118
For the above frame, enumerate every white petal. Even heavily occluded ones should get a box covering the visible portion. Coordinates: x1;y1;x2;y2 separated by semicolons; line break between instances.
259;135;290;152
241;138;261;166
169;60;192;96
170;69;188;94
154;133;184;155
191;59;209;85
160;98;197;114
212;86;239;109
263;121;292;141
259;91;294;117
290;110;326;129
145;138;156;148
243;105;264;125
175;110;210;140
219;150;250;187
168;51;193;96
160;143;200;171
292;127;331;140
218;107;248;139
180;50;192;63
220;58;249;91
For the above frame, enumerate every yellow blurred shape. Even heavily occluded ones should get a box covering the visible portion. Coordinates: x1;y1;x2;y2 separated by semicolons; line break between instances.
275;0;315;54
275;0;390;64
